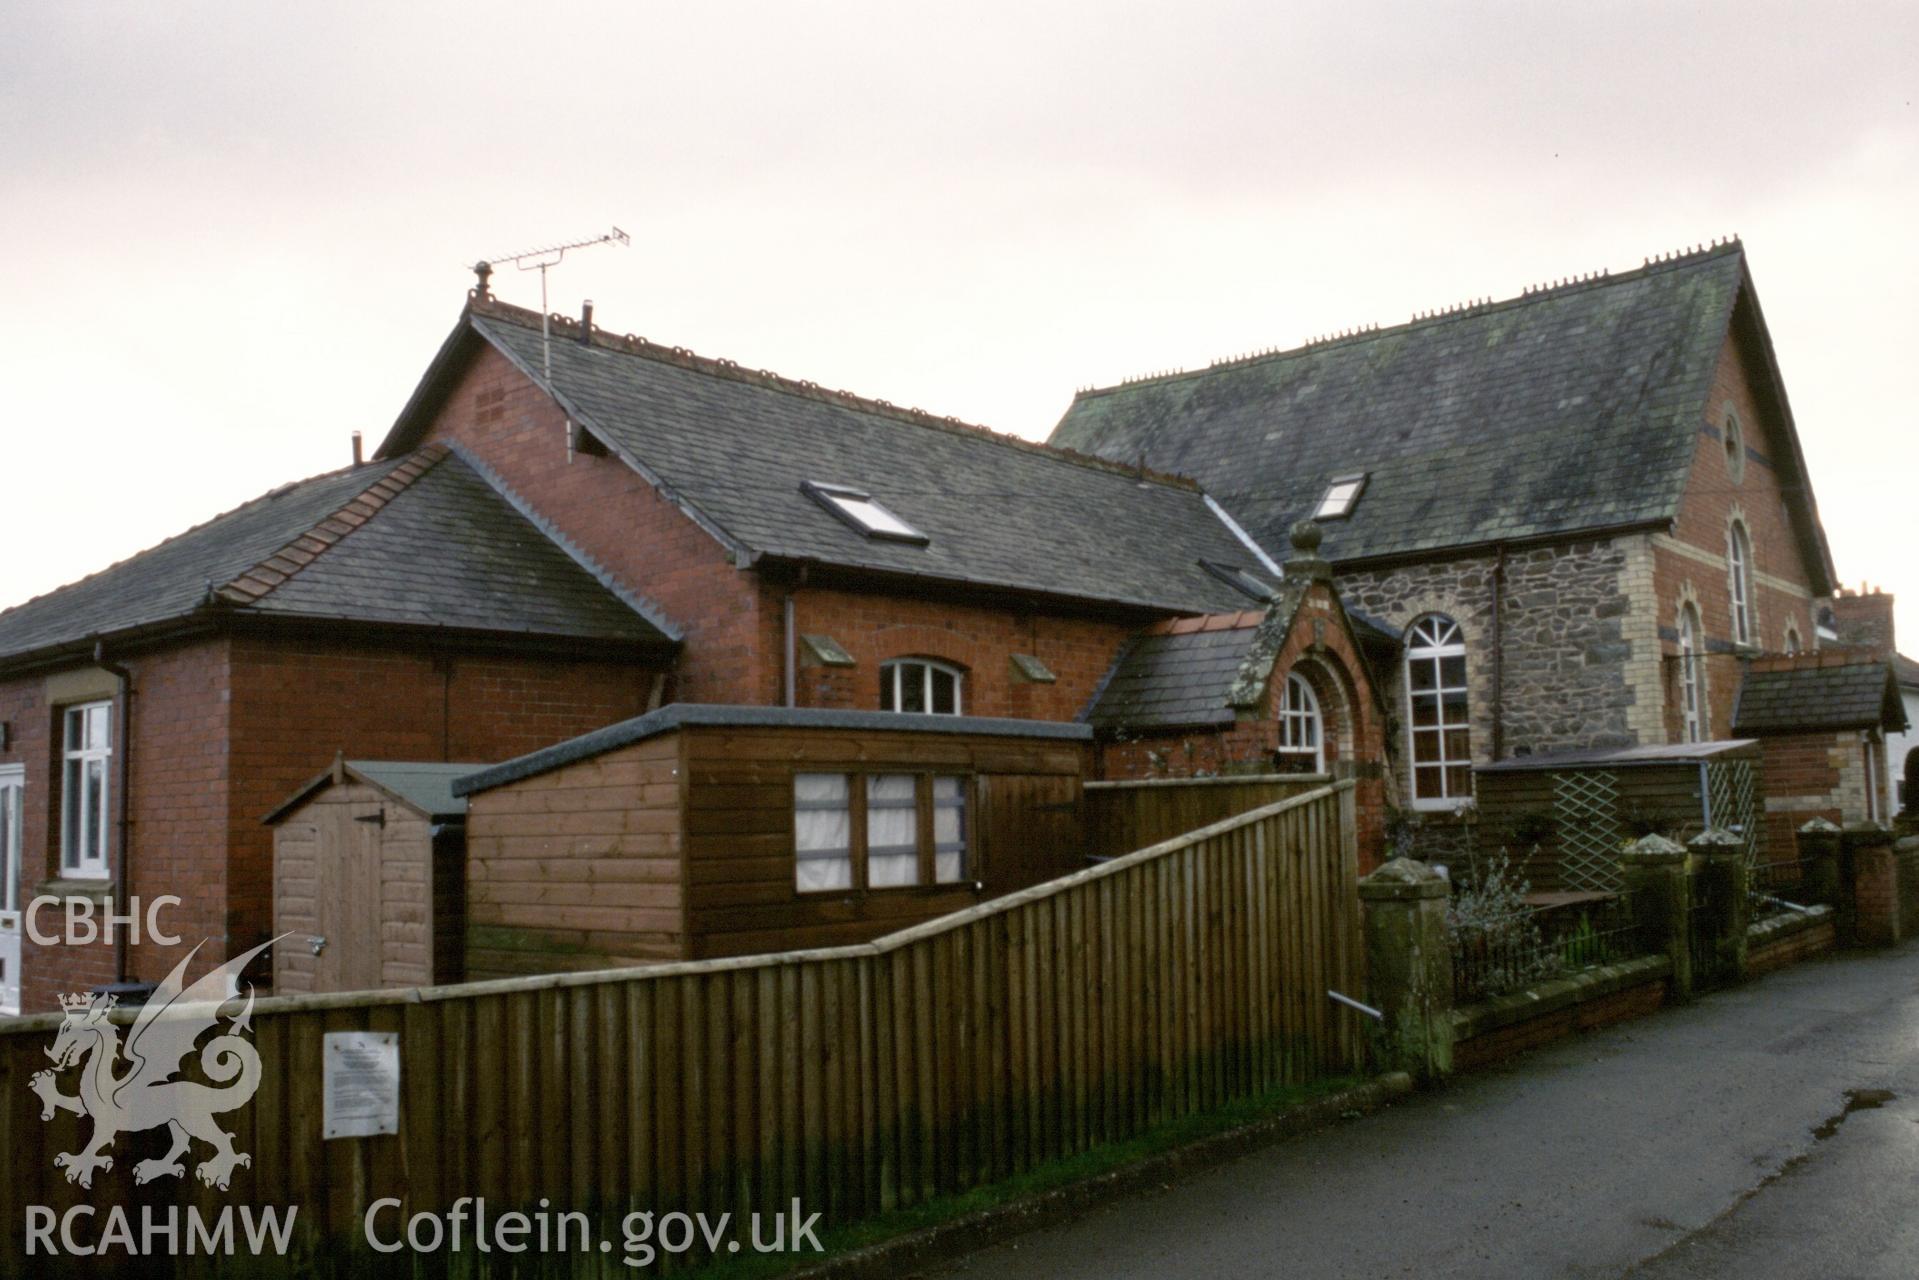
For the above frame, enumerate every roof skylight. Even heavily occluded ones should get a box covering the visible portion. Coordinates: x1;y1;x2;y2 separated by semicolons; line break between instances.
802;481;929;545
1315;474;1367;520
1200;560;1279;603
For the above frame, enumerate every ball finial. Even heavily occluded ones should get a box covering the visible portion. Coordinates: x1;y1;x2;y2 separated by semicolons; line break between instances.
1289;519;1323;554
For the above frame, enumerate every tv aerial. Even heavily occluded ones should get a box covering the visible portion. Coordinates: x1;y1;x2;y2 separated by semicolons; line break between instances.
472;225;630;381
470;226;629;461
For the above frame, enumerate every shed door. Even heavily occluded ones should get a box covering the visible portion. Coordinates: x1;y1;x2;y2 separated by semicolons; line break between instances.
977;774;1083;892
315;802;385;992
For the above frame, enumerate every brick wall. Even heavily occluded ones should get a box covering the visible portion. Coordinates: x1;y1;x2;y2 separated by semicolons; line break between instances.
412;344;765;706
1652;329;1822;739
787;582;1140;722
1758;730;1854;853
4;640;234;1012
225;633;659;965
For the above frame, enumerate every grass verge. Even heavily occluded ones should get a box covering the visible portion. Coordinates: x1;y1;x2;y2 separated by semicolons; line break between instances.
685;1072;1379;1280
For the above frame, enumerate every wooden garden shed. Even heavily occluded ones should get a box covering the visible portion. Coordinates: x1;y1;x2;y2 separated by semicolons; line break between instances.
1474;739;1766;892
265;758;482;993
451;703;1094;979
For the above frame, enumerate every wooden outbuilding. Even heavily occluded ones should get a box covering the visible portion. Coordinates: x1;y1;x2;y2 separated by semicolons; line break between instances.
264;758;483;993
1473;739;1766;892
452;703;1093;978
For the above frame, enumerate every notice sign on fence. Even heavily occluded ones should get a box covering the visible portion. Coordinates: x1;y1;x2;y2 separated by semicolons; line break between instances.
323;1030;400;1139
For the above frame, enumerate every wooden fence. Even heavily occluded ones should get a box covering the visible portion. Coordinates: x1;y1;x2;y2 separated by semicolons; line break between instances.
0;782;1360;1275
1085;773;1332;859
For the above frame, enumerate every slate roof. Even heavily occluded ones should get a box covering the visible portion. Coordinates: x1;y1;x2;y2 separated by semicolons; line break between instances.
454;703;1093;796
379;300;1264;615
1050;244;1835;588
1083;615;1264;729
1732;659;1909;734
263;760;486;825
0;445;674;672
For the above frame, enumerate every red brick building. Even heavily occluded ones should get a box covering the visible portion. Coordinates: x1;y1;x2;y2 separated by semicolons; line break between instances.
0;287;1381;1011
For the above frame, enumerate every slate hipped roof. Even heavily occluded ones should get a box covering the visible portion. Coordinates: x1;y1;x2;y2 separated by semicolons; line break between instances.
1732;656;1909;734
0;445;675;672
377;298;1264;615
1050;243;1836;591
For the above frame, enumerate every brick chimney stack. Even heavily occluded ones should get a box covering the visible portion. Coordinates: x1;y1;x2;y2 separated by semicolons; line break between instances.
1830;585;1897;658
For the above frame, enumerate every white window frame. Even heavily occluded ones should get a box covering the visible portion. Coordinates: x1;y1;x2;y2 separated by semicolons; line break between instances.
1678;604;1704;744
1404;615;1472;810
1315;474;1367;521
1277;672;1325;773
1727;521;1755;647
880;658;964;716
0;764;23;919
61;701;113;879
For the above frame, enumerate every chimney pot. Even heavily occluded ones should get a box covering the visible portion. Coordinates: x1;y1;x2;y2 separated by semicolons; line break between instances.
351;431;364;466
579;299;594;343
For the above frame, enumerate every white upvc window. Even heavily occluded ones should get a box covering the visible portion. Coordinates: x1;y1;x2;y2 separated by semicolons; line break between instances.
880;658;963;716
0;766;22;918
1404;615;1472;809
61;701;113;878
1678;605;1704;744
1277;672;1325;773
1727;522;1755;646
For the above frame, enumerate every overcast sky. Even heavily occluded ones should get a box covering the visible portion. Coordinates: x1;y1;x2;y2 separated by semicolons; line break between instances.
3;2;1914;642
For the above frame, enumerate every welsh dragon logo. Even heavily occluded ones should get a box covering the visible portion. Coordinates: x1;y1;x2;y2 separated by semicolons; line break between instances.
29;938;279;1191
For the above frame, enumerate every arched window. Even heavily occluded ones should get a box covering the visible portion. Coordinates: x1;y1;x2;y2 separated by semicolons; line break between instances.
1782;624;1802;656
1727;522;1755;646
1678;604;1704;743
1276;672;1324;773
1404;615;1471;808
880;658;963;715
1723;412;1746;484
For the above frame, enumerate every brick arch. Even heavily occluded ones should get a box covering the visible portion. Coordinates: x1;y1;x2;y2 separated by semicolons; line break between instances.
859;625;988;711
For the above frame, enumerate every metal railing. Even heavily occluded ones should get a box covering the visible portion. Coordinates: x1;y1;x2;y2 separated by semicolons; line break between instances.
1749;855;1833;919
1451;893;1646;1004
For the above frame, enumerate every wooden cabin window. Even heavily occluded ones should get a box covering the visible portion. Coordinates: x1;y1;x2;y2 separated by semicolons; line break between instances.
61;701;113;878
933;776;968;883
880;659;963;715
1405;615;1471;809
794;770;972;893
866;775;921;886
793;773;854;892
1276;672;1324;773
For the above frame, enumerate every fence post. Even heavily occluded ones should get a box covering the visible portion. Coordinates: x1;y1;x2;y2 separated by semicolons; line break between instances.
1358;858;1453;1082
1688;828;1749;984
1797;817;1842;914
1621;834;1691;1004
1842;823;1900;946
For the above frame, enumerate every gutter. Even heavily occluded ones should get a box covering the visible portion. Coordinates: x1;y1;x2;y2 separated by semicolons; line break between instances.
90;640;134;986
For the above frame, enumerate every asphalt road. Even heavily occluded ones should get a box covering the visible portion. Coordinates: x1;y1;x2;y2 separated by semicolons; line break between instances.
922;941;1919;1280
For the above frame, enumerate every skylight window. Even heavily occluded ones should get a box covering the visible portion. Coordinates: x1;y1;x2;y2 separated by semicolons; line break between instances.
1315;474;1367;520
1200;560;1279;603
802;481;929;545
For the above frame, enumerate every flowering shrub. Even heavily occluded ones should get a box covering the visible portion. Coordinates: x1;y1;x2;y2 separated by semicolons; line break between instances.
1447;850;1560;999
